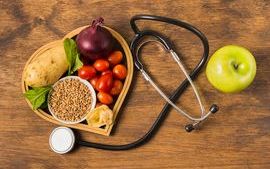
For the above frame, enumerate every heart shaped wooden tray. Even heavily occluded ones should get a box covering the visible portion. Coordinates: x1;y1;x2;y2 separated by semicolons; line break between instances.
22;26;133;136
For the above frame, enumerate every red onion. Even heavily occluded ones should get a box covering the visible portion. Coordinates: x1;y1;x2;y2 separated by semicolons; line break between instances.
76;17;113;61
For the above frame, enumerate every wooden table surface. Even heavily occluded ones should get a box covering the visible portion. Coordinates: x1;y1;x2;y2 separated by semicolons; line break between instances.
1;0;270;168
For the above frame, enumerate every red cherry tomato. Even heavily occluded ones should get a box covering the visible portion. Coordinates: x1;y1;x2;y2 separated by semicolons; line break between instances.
97;92;113;105
96;73;113;92
110;80;123;95
101;70;113;76
108;51;123;65
90;76;99;90
93;59;109;72
78;66;96;80
113;64;127;80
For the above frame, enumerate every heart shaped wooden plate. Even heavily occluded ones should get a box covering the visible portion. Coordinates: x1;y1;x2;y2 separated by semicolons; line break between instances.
22;26;133;136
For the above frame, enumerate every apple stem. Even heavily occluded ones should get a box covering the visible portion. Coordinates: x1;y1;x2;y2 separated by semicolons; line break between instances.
233;63;239;70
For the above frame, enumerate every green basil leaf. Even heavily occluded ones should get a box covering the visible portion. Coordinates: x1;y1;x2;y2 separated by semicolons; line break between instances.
39;99;48;109
64;39;73;64
24;86;51;110
71;53;83;74
64;38;83;75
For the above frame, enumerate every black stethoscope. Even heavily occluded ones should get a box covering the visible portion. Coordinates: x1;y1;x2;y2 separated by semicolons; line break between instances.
49;15;219;154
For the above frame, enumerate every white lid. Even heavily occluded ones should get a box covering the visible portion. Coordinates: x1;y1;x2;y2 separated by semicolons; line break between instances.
49;127;75;154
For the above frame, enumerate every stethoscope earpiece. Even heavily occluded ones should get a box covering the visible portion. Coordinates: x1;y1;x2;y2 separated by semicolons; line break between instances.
210;104;219;114
185;124;195;132
185;104;219;132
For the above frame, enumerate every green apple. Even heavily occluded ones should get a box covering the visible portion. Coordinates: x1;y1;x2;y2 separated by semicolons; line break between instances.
206;45;256;93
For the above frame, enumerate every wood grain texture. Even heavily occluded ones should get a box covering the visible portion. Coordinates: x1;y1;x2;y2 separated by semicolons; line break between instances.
1;0;270;168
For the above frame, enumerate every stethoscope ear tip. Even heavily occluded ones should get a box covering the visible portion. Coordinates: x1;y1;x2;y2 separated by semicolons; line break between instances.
185;124;195;132
185;104;219;132
210;104;219;114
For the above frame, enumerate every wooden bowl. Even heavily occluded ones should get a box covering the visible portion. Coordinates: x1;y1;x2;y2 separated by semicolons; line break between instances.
22;26;133;136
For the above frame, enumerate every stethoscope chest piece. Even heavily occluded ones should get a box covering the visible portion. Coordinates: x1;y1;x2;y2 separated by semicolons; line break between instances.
49;127;75;154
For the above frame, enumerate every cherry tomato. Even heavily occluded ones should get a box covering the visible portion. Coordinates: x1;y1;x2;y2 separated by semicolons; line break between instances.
113;64;127;80
93;59;109;72
108;51;123;65
96;73;113;92
97;92;113;105
78;66;96;80
101;70;113;76
110;80;123;95
90;76;99;90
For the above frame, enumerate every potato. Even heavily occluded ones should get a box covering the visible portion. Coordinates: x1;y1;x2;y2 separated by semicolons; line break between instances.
24;44;69;87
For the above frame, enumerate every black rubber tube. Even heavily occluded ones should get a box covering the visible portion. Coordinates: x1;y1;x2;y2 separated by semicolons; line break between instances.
77;15;209;150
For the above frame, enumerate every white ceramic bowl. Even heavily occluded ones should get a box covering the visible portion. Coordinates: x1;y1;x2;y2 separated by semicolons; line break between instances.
48;76;96;124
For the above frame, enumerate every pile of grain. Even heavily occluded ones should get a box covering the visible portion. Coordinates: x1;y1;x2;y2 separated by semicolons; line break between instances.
49;78;92;122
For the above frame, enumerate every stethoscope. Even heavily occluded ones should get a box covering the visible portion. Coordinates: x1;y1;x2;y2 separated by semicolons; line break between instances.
49;15;219;154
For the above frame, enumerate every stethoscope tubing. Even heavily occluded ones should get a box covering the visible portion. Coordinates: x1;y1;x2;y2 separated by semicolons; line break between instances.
77;15;212;150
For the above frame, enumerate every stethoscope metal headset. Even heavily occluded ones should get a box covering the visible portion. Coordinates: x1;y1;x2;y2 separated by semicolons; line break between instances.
49;15;219;153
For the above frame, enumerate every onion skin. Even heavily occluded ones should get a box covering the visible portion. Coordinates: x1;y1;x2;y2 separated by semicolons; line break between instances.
76;17;113;62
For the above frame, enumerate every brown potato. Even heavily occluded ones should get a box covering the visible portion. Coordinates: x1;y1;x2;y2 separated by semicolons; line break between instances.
24;44;68;87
